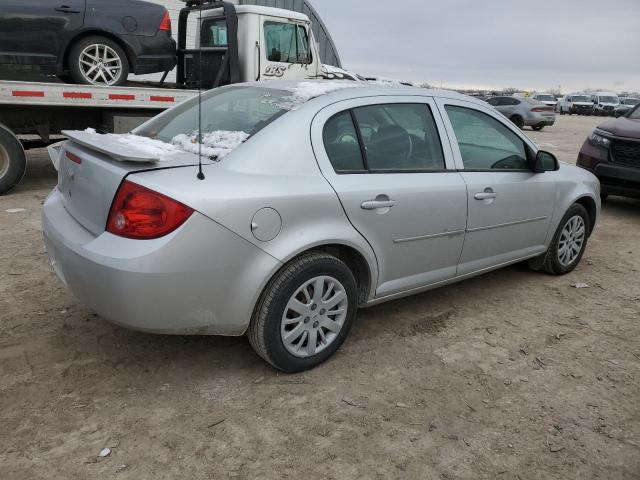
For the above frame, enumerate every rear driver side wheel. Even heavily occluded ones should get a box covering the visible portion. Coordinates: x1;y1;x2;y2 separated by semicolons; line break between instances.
69;36;129;86
248;252;358;372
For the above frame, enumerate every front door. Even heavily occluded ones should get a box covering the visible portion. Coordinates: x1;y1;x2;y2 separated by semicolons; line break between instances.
311;97;468;298
0;0;85;67
259;17;317;81
437;99;557;275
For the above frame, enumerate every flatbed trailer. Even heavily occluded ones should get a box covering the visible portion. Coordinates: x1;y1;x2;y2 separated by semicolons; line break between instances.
0;79;198;193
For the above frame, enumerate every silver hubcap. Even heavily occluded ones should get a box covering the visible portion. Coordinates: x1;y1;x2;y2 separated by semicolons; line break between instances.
79;44;122;86
281;276;348;358
558;215;586;267
0;144;9;179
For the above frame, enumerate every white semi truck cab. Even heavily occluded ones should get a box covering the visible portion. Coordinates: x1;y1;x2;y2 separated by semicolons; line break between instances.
0;0;357;194
177;0;356;88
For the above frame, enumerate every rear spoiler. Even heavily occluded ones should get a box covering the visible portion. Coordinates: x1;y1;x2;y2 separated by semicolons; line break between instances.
62;131;160;163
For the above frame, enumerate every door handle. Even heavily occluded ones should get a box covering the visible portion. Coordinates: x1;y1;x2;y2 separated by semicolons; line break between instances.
361;199;396;210
474;188;497;201
55;5;81;13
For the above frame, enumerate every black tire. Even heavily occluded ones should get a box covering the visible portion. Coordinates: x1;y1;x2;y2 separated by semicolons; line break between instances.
539;204;590;275
600;193;608;202
532;125;545;131
248;252;358;373
68;36;129;86
510;115;524;129
0;125;27;195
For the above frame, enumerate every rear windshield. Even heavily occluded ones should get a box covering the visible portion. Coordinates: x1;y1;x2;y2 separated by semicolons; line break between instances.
134;86;290;144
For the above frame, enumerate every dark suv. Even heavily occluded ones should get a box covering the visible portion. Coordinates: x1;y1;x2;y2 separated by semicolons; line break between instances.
577;104;640;200
0;0;176;86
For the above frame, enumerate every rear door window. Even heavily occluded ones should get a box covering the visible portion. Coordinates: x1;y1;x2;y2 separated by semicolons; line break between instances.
354;104;445;172
322;112;365;172
323;103;446;173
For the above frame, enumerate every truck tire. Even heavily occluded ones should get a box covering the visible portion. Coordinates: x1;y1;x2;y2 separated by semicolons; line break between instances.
0;125;27;195
69;36;130;87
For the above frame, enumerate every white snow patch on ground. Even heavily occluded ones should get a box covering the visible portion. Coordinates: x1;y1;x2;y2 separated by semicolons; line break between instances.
171;131;250;159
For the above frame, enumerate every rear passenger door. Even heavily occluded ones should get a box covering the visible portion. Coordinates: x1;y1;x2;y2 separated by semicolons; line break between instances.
311;97;468;299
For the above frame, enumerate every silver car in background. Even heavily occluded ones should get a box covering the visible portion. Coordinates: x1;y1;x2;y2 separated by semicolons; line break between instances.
42;81;600;372
486;96;556;130
615;97;640;117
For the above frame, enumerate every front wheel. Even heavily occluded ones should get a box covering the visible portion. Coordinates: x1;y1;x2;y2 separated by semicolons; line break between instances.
248;252;358;372
538;204;590;275
69;36;129;86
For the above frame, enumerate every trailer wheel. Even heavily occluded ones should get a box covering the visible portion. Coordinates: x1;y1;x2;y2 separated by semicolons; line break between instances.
0;125;27;195
69;36;129;87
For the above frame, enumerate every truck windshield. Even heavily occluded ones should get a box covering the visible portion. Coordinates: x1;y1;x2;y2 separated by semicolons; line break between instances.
572;96;590;102
134;86;290;143
599;96;617;103
536;95;555;101
624;99;639;106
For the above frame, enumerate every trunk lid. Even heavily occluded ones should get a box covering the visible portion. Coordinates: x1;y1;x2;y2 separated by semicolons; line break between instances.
58;132;211;236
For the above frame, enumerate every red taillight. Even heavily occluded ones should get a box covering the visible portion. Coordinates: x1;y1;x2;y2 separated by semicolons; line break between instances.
159;10;171;33
531;107;552;112
106;180;193;239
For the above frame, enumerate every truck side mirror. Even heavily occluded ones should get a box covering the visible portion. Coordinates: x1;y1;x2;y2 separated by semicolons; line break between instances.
533;150;559;172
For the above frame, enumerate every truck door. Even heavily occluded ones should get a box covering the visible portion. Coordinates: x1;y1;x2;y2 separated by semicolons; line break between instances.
0;0;85;68
259;17;318;81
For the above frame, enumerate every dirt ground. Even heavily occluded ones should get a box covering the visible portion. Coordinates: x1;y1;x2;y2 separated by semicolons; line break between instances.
1;115;639;479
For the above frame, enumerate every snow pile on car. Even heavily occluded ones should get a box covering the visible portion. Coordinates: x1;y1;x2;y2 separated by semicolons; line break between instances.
81;128;250;160
171;131;250;159
279;81;362;110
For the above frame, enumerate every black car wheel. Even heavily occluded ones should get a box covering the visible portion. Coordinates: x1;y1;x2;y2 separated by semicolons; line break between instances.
69;36;130;86
248;252;358;373
532;125;545;131
510;115;524;129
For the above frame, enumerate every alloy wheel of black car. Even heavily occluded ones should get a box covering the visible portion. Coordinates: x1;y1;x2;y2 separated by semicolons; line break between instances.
69;36;130;87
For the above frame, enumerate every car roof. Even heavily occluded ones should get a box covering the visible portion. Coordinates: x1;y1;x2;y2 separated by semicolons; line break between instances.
237;80;488;109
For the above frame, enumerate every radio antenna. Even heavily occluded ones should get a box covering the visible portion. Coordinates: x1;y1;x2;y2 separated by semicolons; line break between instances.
196;2;205;180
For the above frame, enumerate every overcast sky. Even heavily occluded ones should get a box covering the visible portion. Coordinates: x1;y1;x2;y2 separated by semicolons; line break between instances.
312;0;640;93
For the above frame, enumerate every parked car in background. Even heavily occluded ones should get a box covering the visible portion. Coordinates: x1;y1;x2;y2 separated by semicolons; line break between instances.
533;93;558;108
578;103;640;200
615;97;640;117
486;96;556;130
0;0;176;86
557;94;594;115
590;92;620;116
42;81;599;372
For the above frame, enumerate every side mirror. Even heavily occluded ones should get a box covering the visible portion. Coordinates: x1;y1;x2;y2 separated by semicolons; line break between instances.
533;150;559;172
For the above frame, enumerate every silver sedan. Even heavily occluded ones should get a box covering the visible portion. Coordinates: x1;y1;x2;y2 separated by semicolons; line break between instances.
42;81;600;372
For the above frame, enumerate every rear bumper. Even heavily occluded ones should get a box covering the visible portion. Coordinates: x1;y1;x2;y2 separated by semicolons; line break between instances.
123;33;177;74
525;111;555;126
42;188;280;335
